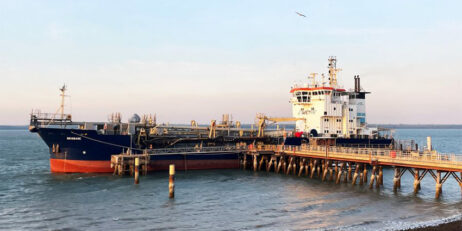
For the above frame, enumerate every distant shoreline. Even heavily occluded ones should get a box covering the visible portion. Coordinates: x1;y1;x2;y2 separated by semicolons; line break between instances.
370;124;462;129
0;125;28;130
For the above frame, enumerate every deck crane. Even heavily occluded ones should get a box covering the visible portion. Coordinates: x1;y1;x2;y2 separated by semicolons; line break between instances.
256;114;305;137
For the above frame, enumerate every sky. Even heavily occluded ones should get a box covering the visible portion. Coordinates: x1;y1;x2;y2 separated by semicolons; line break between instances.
1;0;461;125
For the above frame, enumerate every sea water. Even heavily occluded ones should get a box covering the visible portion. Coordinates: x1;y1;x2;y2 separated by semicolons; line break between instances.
0;128;461;230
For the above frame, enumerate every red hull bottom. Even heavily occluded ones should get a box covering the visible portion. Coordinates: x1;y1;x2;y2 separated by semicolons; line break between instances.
50;159;240;173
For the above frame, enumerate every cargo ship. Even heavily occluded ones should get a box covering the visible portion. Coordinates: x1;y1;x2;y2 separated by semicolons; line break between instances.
29;57;394;173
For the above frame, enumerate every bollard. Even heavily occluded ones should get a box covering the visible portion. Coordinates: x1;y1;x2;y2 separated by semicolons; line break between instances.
134;157;140;184
169;164;175;198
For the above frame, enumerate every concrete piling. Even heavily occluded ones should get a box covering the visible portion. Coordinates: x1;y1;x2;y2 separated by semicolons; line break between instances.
328;162;334;181
363;164;368;183
253;155;258;172
276;157;283;173
336;162;344;184
266;157;272;172
435;171;442;199
352;163;359;185
393;167;401;192
169;164;175;198
258;156;265;171
292;159;297;175
310;159;317;178
304;161;310;177
343;163;348;183
334;162;338;177
369;166;376;189
348;163;353;181
134;157;140;184
298;159;305;176
286;157;293;175
413;169;421;194
459;175;462;194
317;161;321;178
322;160;329;181
378;166;383;185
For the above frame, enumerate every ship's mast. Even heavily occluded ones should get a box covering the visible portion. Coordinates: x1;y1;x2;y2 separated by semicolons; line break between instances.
309;73;318;87
328;56;341;87
59;84;67;120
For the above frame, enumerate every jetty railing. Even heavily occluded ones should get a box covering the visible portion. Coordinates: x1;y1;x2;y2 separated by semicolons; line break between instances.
249;145;462;171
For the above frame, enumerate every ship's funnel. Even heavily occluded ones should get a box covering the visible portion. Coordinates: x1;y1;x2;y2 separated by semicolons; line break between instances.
354;75;361;92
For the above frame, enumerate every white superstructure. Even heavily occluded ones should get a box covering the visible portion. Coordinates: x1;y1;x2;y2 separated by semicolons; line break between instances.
290;57;377;138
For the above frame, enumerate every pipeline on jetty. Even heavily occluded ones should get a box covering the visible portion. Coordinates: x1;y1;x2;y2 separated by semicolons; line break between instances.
242;144;462;199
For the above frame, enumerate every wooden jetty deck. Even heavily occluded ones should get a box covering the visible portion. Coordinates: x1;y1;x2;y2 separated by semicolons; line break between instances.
244;144;462;199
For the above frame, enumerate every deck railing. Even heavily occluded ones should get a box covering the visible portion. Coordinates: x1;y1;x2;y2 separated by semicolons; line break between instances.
147;145;247;154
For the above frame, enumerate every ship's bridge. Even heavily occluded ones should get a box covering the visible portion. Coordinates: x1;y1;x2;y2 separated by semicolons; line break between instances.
290;86;346;104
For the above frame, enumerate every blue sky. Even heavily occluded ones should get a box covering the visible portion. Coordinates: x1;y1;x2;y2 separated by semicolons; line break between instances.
1;0;461;124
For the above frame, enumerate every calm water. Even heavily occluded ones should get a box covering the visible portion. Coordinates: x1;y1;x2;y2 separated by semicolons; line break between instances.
0;129;461;230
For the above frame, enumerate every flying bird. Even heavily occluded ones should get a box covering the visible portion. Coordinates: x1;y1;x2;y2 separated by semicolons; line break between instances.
295;12;306;17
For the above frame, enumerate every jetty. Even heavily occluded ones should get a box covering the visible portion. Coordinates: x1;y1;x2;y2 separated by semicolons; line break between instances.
110;140;462;199
243;144;462;199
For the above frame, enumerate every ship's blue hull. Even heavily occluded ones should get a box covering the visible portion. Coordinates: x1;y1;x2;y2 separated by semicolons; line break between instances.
36;127;240;172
